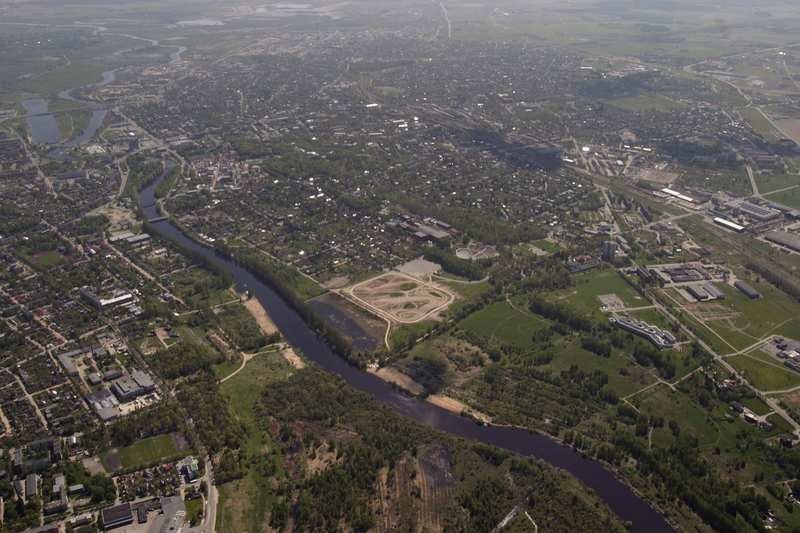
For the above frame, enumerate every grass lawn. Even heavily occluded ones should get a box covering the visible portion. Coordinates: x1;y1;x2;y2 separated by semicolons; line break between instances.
605;93;686;112
740;107;783;142
701;281;800;351
542;337;656;397
727;354;800;392
756;173;799;194
458;299;549;350
742;396;772;416
23;250;65;269
114;434;185;471
765;186;800;209
555;269;644;318
634;385;721;448
185;498;204;526
217;352;294;533
531;239;561;253
390;321;437;351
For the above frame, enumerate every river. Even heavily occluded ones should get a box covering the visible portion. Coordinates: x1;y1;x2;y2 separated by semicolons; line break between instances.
137;172;673;532
26;36;186;150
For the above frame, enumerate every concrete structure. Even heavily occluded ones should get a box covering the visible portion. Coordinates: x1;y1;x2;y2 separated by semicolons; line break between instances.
610;316;676;349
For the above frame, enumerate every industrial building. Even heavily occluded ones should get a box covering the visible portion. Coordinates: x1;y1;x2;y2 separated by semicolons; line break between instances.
734;280;761;300
101;502;134;530
713;217;745;233
765;230;800;253
737;201;782;222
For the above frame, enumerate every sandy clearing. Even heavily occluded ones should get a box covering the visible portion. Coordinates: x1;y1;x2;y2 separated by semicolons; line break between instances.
369;367;425;395
281;347;305;369
427;394;492;424
243;297;279;336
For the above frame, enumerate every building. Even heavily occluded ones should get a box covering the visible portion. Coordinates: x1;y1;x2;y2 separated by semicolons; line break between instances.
601;240;617;262
734;280;761;300
178;456;200;482
610;316;676;349
661;187;695;203
713;217;745;233
24;473;39;500
111;375;144;402
686;284;709;301
131;369;156;393
738;201;782;222
765;230;800;253
101;503;134;530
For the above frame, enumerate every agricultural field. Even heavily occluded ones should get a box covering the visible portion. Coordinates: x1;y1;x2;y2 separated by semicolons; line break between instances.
740;107;784;142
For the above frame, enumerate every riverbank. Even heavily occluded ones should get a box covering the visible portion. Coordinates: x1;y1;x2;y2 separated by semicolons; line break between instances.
137;161;673;533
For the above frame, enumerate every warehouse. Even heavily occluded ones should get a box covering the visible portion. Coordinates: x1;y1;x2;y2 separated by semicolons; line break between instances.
713;217;745;233
734;280;761;300
765;230;800;253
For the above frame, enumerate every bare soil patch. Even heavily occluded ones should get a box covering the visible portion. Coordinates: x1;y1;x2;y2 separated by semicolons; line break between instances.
351;272;453;323
243;297;279;336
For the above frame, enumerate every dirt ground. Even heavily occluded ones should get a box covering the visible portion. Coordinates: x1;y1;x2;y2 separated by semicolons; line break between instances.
351;272;453;323
776;118;800;145
90;204;137;231
369;367;425;395
637;168;678;185
243;297;279;336
281;347;305;369
427;395;492;424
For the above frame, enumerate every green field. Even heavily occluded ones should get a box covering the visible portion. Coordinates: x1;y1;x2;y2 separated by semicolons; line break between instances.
112;434;185;471
765;186;800;209
701;281;800;351
531;239;561;253
605;93;686;112
458;299;549;349
217;352;294;533
634;385;721;448
755;173;799;194
185;498;204;526
740;107;784;142
24;250;65;268
555;269;644;318
741;396;771;416
541;337;656;397
727;355;800;392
